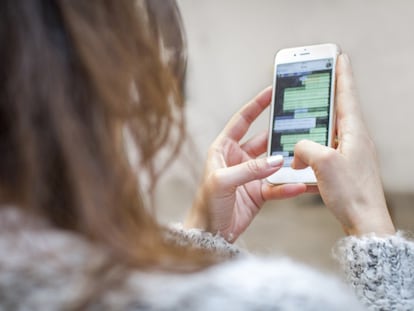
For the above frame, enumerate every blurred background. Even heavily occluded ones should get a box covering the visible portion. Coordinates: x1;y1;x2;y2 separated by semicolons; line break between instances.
156;0;414;273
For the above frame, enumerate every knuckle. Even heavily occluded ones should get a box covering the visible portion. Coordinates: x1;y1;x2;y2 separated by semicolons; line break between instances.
208;171;223;190
317;148;338;169
246;160;262;176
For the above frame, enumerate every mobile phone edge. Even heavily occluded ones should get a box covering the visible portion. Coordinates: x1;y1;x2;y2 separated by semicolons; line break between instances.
266;43;341;185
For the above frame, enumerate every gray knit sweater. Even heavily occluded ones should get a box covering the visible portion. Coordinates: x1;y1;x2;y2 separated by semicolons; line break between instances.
0;208;408;310
335;232;414;310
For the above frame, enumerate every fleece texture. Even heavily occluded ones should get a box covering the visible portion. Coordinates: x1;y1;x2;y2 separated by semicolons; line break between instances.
0;208;365;310
335;232;414;310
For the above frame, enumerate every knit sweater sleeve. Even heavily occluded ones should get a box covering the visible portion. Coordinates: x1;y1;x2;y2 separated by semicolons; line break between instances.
334;232;414;310
163;223;244;258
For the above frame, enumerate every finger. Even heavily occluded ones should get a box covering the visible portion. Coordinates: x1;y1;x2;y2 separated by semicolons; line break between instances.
292;139;333;170
335;54;362;121
240;130;268;158
261;183;307;200
221;87;272;142
213;155;283;189
291;152;308;170
305;185;320;194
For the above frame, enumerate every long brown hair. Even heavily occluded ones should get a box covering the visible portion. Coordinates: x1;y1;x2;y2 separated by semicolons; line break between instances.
0;0;212;270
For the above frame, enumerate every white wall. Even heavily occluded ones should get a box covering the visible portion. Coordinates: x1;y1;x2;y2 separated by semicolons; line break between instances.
173;0;414;194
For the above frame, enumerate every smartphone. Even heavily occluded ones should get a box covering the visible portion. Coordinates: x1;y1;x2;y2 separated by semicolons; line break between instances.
267;43;340;184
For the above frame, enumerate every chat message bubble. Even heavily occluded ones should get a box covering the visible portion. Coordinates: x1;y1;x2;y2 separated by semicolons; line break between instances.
274;117;316;132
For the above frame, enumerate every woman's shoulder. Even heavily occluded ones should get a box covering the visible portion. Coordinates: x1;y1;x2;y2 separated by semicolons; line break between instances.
126;256;363;310
0;207;106;310
0;208;364;310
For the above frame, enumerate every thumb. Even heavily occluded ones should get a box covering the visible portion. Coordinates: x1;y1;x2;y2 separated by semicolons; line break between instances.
292;140;332;170
214;155;283;189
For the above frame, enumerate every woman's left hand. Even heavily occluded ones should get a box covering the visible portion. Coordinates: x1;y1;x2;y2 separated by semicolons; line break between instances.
184;87;307;242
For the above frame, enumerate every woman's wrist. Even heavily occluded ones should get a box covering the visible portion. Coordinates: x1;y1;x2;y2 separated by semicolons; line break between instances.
183;209;208;231
183;192;209;231
343;202;396;236
346;219;395;237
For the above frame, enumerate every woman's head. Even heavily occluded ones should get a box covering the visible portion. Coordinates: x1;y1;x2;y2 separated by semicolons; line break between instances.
0;0;200;268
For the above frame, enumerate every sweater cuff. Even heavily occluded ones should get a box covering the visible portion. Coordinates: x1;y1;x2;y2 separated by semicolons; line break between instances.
164;223;245;259
334;231;414;309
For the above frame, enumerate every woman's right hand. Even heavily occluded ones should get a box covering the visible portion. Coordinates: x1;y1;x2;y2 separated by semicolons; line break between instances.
292;54;395;236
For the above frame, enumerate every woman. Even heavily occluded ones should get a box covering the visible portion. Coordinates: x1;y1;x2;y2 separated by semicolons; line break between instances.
0;0;407;310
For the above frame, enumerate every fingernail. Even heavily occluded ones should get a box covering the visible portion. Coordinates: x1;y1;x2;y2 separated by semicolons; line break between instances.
267;155;283;167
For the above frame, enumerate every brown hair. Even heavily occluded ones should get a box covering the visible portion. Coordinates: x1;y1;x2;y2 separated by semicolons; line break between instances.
0;0;213;270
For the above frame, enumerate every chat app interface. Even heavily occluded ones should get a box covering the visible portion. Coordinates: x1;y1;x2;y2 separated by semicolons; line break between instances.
270;58;333;167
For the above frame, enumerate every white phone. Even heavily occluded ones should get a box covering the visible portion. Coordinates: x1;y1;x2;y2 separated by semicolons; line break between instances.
267;43;340;185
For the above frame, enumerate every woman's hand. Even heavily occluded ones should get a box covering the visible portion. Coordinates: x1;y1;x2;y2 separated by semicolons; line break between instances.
292;54;395;236
184;88;307;242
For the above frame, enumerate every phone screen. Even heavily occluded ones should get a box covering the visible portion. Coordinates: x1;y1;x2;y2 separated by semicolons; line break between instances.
270;58;334;167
